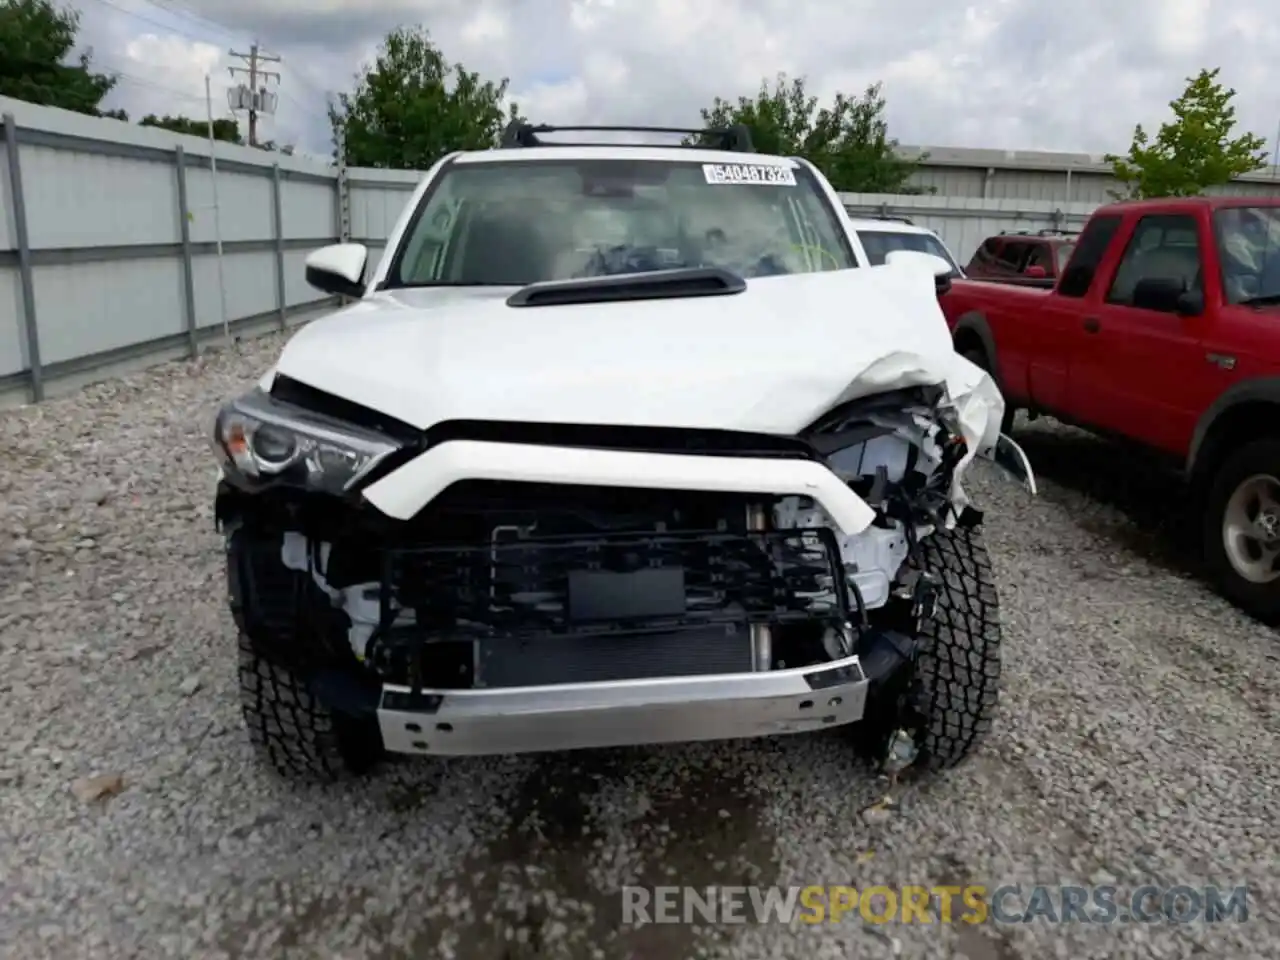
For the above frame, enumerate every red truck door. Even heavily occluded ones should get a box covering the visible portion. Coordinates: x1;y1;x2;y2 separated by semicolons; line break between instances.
1068;211;1218;454
1019;214;1123;412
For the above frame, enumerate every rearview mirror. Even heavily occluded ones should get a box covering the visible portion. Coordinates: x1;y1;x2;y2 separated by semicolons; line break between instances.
1131;276;1200;315
1176;288;1205;316
305;243;369;299
1024;264;1047;279
884;250;954;296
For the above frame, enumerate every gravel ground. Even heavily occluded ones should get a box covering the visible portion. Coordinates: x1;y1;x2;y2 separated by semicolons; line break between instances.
2;333;1278;960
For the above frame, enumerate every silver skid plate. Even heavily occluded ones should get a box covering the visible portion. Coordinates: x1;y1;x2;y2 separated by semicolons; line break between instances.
377;654;869;756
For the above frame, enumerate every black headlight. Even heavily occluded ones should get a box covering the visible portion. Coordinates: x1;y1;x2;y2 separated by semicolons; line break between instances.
212;388;403;496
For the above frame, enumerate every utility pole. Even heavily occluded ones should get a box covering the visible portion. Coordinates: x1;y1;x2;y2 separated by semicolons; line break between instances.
335;124;350;243
228;42;280;147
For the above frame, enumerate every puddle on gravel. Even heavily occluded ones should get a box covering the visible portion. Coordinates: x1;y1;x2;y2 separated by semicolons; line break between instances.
447;745;780;960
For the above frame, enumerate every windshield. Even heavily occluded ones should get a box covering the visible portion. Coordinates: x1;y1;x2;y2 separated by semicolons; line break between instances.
1054;242;1076;273
1214;206;1280;305
855;229;961;277
386;158;858;288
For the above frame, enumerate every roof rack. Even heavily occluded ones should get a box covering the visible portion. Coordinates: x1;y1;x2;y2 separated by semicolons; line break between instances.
499;122;756;153
999;228;1080;238
872;214;915;225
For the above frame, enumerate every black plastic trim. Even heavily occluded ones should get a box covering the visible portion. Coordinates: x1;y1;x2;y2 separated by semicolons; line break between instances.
505;267;746;307
854;629;919;687
268;375;421;442
1186;376;1280;477
420;420;821;460
304;264;365;300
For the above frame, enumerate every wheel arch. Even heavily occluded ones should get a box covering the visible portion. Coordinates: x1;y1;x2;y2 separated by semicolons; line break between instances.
952;311;997;370
1187;378;1280;487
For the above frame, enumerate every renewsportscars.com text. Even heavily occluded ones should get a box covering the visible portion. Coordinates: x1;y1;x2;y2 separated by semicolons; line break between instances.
621;884;1250;926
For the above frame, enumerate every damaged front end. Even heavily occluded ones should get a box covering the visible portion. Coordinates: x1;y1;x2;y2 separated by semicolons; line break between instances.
212;373;1033;759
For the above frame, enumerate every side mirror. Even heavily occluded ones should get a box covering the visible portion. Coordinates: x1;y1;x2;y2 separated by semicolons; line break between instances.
1024;264;1047;279
305;243;369;299
884;249;954;296
1175;288;1205;316
1131;276;1188;314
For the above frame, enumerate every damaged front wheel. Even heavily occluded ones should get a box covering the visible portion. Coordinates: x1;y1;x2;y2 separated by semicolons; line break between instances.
238;635;385;783
858;521;1003;772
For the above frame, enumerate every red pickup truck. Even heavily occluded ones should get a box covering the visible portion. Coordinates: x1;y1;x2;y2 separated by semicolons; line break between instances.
940;196;1280;622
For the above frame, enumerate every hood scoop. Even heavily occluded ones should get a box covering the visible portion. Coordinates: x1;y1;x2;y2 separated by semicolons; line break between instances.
506;267;746;308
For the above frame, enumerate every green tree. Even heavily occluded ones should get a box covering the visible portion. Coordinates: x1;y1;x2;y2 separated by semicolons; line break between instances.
1105;67;1268;199
139;113;242;144
686;74;929;194
330;26;520;169
0;0;118;114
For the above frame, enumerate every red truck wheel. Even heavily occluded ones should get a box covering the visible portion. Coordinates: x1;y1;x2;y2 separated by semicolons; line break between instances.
1203;438;1280;624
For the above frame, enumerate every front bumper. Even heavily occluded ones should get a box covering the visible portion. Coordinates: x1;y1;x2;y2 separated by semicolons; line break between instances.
376;654;869;756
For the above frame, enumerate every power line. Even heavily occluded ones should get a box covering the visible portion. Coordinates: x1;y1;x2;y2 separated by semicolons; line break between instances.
83;0;219;49
146;0;247;43
82;0;334;132
144;0;338;102
98;63;238;122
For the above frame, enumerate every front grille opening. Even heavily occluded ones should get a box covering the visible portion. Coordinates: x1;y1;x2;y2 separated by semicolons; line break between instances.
380;527;846;641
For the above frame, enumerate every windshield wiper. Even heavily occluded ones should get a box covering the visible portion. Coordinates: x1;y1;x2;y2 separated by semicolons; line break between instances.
1239;293;1280;308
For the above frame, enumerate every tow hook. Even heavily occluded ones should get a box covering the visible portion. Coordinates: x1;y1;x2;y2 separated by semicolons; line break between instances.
882;727;920;781
911;572;939;621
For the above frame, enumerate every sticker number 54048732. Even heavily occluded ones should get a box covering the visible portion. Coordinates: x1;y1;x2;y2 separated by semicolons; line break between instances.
702;163;797;186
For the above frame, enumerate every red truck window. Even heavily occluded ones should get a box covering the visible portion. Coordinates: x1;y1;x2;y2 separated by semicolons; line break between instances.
967;238;1000;273
997;241;1030;270
1025;243;1052;273
1058;214;1123;297
1105;214;1202;307
1213;205;1280;304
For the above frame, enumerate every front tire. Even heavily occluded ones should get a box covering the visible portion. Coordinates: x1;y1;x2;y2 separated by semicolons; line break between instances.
226;524;385;784
238;635;384;783
863;522;1002;771
1202;438;1280;624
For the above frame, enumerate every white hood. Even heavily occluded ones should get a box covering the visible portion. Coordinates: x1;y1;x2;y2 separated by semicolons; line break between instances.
271;264;1003;454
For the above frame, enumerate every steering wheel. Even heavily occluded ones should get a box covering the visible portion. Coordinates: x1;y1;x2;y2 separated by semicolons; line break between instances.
790;243;844;270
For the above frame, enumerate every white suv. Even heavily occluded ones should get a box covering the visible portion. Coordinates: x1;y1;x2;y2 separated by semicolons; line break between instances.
210;122;1033;783
845;215;965;278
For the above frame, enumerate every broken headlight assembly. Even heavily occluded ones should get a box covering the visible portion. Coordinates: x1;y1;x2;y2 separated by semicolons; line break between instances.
212;389;402;495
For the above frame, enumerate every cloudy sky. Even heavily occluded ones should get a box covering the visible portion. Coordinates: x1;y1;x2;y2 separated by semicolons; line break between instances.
75;0;1280;163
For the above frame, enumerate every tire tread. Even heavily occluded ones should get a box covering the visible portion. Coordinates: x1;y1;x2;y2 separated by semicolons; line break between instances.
237;633;365;784
908;522;1003;770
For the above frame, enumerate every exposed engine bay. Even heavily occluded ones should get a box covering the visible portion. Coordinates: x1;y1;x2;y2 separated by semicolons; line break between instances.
220;383;975;694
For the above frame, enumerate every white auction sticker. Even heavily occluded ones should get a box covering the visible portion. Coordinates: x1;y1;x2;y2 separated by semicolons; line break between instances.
702;163;797;186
